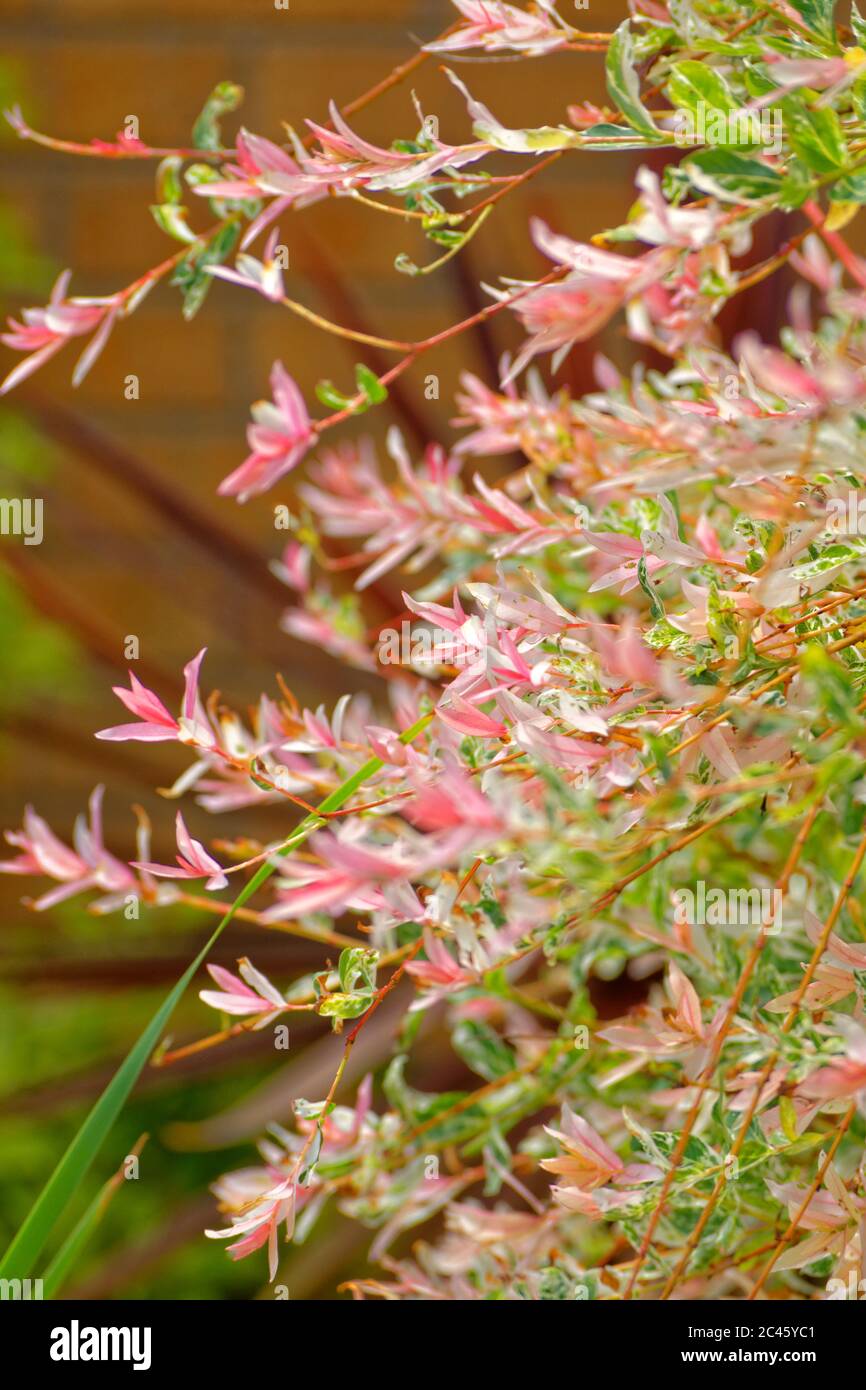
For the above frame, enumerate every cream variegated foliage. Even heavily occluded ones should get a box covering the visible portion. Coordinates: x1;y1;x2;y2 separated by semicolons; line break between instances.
5;0;866;1300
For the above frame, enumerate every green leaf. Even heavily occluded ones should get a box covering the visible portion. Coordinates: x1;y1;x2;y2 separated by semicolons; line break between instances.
0;905;244;1283
318;991;374;1020
338;946;378;994
638;555;665;619
788;0;838;43
192;80;243;152
452;1020;516;1082
778;163;818;211
577;122;662;151
800;642;862;723
293;1097;327;1120
782;1131;824;1156
297;1125;323;1186
315;379;353;411
41;1148;141;1300
354;362;388;406
783;99;847;173
149;203;198;244
778;1096;799;1144
537;1266;596;1300
482;1127;512;1196
171;219;241;320
0;713;433;1282
605;20;662;141
41;1204;103;1300
794;541;861;579
325;947;378;1021
829;170;866;202
684;148;785;203
383;1054;468;1125
152;158;197;242
184;162;223;190
666;61;737;119
316;366;387;414
155;156;184;205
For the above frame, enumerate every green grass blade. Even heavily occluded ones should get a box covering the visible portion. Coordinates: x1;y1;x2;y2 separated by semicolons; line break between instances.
0;713;432;1282
41;1186;110;1301
0;863;267;1282
41;1136;148;1299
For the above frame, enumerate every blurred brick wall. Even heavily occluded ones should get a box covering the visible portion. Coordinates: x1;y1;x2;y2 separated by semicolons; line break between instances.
4;0;628;441
0;0;627;864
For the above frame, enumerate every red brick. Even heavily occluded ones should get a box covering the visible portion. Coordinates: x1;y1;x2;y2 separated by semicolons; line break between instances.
254;45;416;146
57;0;413;22
16;39;233;148
69;303;228;407
66;173;176;280
281;0;413;17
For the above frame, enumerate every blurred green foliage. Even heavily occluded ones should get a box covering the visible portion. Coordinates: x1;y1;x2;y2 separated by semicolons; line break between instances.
0;60;273;1299
0;571;86;715
0;965;280;1299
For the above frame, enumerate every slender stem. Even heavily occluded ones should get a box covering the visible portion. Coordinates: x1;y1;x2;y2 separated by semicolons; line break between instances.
748;1104;856;1298
657;820;866;1299
637;805;819;1300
